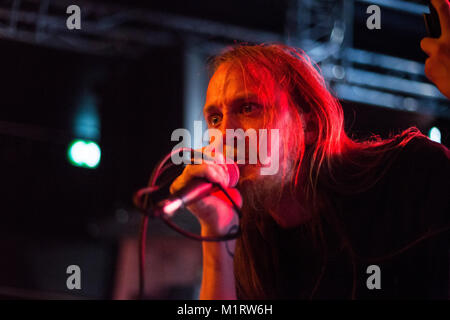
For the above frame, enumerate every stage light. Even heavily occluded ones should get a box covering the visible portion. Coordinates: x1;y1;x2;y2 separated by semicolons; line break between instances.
68;140;101;168
428;127;441;144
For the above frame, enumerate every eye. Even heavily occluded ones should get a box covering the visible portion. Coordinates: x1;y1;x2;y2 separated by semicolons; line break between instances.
240;103;260;115
208;114;222;126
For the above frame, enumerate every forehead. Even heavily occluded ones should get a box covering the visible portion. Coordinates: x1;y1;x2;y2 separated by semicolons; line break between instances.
205;63;262;108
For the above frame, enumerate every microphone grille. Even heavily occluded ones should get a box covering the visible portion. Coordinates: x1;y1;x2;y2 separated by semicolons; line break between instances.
225;161;240;187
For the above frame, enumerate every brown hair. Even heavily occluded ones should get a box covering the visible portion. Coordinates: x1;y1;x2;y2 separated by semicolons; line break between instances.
208;43;428;299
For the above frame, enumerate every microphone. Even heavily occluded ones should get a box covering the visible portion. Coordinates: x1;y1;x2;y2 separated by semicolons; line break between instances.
154;162;239;217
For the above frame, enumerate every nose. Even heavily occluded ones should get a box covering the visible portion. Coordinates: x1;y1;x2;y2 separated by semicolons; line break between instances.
219;113;240;134
218;114;244;161
218;113;241;144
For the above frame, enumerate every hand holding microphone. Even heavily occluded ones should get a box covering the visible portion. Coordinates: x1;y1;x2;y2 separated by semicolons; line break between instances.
167;150;243;237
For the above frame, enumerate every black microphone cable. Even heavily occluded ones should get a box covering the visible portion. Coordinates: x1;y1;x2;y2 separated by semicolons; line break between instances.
133;147;243;300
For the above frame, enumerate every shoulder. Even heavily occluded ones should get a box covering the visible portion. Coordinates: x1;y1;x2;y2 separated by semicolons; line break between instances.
382;135;450;226
387;135;449;184
393;134;449;193
400;135;449;164
341;134;450;243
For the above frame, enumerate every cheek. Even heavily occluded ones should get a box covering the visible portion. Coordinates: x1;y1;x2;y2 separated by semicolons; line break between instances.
260;120;297;173
235;117;263;151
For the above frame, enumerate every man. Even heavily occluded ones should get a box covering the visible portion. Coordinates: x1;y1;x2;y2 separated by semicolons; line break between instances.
170;0;450;299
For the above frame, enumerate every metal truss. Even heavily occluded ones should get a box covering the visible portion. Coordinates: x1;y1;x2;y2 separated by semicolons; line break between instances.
285;0;450;119
0;0;281;56
0;0;448;118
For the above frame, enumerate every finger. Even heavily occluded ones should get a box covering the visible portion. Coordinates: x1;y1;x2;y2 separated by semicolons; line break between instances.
195;160;230;187
171;164;224;192
202;151;226;165
202;145;227;165
424;58;435;81
432;0;450;37
170;163;228;193
420;37;439;55
201;148;233;187
211;187;243;209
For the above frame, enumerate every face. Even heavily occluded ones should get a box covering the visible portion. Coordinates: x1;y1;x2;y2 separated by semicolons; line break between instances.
204;63;291;179
204;65;264;130
203;63;264;167
203;63;306;228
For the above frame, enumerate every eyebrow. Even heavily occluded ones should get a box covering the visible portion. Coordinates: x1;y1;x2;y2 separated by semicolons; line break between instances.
203;92;258;115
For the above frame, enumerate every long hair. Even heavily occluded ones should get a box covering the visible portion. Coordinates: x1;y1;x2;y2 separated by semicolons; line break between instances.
207;43;427;299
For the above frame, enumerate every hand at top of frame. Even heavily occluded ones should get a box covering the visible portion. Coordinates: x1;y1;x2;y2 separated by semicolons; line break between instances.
420;0;450;99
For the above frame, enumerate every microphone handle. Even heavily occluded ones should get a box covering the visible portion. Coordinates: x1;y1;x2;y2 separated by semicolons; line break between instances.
155;179;218;217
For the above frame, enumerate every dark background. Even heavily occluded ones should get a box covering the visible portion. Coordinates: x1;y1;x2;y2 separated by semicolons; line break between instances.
0;0;448;299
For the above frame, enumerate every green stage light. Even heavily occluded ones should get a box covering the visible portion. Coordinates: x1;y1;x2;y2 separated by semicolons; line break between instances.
68;140;101;168
428;127;441;144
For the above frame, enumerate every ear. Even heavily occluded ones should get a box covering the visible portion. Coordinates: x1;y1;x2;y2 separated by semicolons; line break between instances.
301;112;317;145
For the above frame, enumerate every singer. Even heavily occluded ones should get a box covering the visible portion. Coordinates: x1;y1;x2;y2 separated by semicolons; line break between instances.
169;0;450;300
